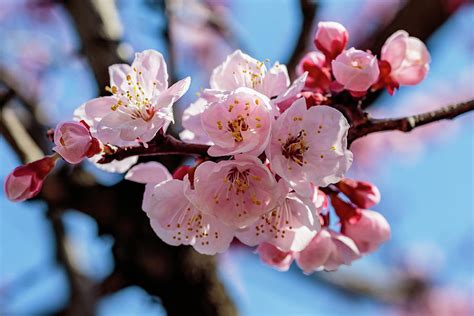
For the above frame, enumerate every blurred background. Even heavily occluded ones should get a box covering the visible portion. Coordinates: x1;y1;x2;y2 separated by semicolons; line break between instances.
0;0;473;315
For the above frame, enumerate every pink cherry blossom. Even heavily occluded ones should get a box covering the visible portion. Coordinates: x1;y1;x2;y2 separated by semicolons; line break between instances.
4;155;58;202
314;21;349;60
80;50;190;147
256;242;294;271
337;178;381;208
210;49;290;98
332;48;380;92
53;121;101;164
191;155;278;228
266;98;353;196
180;50;308;143
343;209;391;253
296;228;360;273
236;181;321;252
142;178;234;255
201;87;273;156
381;30;431;86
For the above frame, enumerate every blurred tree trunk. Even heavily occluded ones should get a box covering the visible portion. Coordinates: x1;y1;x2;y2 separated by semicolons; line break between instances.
57;0;238;315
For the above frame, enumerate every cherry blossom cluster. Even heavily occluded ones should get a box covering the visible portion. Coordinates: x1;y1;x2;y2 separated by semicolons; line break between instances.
4;21;431;273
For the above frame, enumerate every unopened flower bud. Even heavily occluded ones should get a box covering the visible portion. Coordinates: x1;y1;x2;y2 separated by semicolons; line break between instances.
4;155;58;202
314;22;349;61
336;179;381;208
343;209;390;253
381;30;430;86
53;121;101;164
332;48;380;93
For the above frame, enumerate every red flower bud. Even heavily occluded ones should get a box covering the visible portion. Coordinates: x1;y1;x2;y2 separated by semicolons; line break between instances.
336;179;381;208
4;155;58;202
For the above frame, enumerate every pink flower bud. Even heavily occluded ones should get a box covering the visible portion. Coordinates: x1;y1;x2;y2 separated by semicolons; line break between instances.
296;228;360;273
336;179;381;208
297;51;331;92
53;121;101;164
256;243;294;271
314;21;349;60
332;48;380;93
381;30;430;86
343;209;390;253
4;155;58;202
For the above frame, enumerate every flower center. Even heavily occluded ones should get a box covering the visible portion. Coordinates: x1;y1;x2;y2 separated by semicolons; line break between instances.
227;115;249;142
225;168;250;194
105;68;157;122
282;130;309;166
351;60;364;70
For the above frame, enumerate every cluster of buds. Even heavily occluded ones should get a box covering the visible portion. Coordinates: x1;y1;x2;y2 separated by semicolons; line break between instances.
5;121;101;202
298;21;430;100
5;21;431;272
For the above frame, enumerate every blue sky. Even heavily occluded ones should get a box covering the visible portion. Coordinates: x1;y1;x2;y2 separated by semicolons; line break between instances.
0;1;473;315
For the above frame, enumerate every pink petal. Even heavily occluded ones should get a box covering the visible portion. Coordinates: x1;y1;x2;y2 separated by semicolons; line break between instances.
83;97;117;122
108;63;132;92
125;162;172;184
154;77;191;109
132;49;169;95
210;50;263;91
261;62;290;98
381;30;409;70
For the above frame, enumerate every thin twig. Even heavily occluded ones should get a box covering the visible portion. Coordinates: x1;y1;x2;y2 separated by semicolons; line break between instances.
98;134;210;163
348;99;474;144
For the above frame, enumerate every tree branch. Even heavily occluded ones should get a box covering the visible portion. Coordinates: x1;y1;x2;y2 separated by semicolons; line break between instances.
99;99;474;163
98;134;210;164
348;99;474;144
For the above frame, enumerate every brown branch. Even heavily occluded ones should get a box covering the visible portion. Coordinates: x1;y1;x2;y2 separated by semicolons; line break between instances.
100;100;474;163
348;99;474;144
98;134;210;164
287;0;317;80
